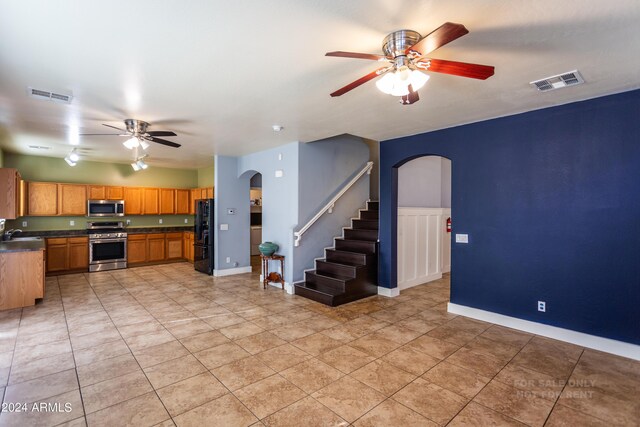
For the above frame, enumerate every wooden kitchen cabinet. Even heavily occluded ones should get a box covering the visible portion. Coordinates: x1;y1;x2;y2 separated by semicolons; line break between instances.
44;236;90;274
206;187;214;199
176;189;190;214
166;232;183;260
46;238;69;272
183;231;194;262
28;182;58;216
159;188;175;214
124;187;143;215
127;234;147;264
106;186;124;200
88;185;106;200
58;184;87;215
68;237;89;270
143;188;160;215
147;233;165;261
0;250;45;310
0;168;23;219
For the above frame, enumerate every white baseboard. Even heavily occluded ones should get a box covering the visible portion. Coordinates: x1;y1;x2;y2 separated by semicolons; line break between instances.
399;272;442;291
378;287;400;298
213;266;252;277
448;303;640;361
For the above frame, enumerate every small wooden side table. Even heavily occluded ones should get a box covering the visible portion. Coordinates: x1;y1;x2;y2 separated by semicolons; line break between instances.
261;254;285;290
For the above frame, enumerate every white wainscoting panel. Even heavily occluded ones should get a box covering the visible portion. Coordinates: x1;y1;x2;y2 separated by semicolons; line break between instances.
397;207;451;290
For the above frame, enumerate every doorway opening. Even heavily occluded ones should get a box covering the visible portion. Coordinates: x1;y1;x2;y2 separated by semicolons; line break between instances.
249;172;263;272
396;155;451;292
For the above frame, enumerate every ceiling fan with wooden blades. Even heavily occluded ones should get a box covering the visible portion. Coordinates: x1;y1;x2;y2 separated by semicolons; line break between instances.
326;22;495;105
80;119;181;149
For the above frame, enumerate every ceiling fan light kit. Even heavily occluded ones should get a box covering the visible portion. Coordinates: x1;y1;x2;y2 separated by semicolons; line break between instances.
326;22;495;105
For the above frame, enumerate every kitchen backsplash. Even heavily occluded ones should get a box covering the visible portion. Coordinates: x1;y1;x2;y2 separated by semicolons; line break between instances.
4;215;194;231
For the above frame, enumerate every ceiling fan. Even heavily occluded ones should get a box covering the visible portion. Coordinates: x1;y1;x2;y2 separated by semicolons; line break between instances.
326;22;495;105
80;119;181;149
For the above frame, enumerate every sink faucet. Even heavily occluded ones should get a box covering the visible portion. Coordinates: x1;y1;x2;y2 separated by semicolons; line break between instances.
3;229;22;241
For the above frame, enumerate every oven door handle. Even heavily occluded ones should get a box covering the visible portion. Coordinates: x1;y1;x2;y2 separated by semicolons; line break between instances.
90;238;127;243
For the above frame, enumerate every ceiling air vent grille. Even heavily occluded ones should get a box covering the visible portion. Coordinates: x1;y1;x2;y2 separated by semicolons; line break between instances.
530;70;584;92
27;87;73;104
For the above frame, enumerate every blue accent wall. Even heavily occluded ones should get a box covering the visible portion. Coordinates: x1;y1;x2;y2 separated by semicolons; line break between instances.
380;90;640;345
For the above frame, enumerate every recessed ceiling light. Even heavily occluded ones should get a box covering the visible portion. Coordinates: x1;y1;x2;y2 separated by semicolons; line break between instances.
272;125;284;132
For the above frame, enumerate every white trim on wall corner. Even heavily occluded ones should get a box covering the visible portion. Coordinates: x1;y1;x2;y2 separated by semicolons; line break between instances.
378;287;400;298
448;303;640;361
213;266;252;277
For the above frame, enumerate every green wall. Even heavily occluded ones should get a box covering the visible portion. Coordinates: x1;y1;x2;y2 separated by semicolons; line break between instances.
5;215;193;232
0;148;4;167
5;153;198;188
197;165;214;187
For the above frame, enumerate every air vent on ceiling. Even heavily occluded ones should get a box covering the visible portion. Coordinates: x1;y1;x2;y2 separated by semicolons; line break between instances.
27;87;73;104
27;145;52;150
530;70;584;92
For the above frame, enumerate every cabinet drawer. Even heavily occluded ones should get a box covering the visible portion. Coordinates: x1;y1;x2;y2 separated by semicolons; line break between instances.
128;234;147;241
68;236;88;244
166;232;182;239
47;237;67;245
147;233;165;239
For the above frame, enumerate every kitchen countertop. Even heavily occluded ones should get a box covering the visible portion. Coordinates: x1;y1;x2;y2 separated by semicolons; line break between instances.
16;226;194;239
0;239;46;253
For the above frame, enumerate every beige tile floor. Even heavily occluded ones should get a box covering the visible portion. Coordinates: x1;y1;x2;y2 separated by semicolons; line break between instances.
0;263;638;426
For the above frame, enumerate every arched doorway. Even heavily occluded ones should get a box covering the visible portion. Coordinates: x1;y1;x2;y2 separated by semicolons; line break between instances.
249;172;263;273
396;155;452;291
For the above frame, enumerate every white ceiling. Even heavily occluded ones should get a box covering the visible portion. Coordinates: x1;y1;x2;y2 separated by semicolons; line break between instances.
1;0;639;169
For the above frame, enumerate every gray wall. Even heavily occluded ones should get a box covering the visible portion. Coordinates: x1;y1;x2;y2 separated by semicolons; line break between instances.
214;155;252;271
238;142;300;284
295;135;370;281
398;156;451;208
363;138;379;199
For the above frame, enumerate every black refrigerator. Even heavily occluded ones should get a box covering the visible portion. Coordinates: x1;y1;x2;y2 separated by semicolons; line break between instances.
194;199;215;275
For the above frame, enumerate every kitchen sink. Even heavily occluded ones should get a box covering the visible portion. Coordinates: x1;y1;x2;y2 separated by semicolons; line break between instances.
6;236;43;242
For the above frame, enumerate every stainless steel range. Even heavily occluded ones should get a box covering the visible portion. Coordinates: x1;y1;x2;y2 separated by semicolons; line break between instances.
87;221;127;272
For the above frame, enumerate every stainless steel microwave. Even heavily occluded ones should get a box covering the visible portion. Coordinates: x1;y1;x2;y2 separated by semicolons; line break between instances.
87;200;125;217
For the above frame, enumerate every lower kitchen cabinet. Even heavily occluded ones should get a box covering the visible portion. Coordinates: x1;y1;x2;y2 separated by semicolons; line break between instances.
147;233;166;262
127;234;147;265
183;232;194;262
166;232;183;260
46;237;89;273
0;250;45;310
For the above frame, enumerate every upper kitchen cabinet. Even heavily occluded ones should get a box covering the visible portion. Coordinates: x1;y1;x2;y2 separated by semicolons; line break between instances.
206;187;214;199
28;182;58;216
0;168;24;219
143;188;159;215
124;187;143;215
159;188;175;214
58;184;87;215
176;189;190;214
88;185;123;200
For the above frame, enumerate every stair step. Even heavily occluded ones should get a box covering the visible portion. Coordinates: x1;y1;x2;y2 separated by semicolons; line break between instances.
352;219;378;230
294;282;341;306
360;210;379;220
325;249;368;266
334;238;377;254
305;271;348;292
367;200;379;211
344;228;378;242
316;260;357;277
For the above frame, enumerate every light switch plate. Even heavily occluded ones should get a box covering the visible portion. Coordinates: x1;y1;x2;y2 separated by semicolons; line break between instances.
184;218;188;223
159;219;163;224
275;169;283;178
220;224;229;231
455;234;469;243
70;220;75;226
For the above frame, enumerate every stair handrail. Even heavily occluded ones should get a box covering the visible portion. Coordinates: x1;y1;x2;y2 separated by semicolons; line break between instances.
294;161;373;247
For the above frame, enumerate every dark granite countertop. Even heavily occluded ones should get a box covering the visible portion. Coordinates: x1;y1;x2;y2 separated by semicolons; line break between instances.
16;226;194;239
0;239;46;253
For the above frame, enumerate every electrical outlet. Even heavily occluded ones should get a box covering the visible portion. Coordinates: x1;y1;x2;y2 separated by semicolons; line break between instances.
226;257;230;263
159;218;163;224
69;220;75;226
184;218;188;224
275;169;283;178
22;221;27;227
538;301;546;312
220;224;229;231
126;219;131;225
455;233;469;243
